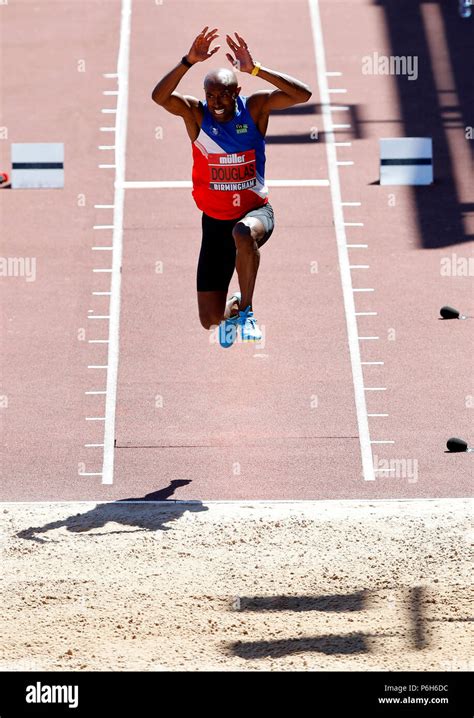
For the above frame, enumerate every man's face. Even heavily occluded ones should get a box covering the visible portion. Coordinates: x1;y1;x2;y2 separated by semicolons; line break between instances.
204;82;240;122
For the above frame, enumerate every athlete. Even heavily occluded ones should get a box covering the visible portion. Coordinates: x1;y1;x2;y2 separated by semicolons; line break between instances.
151;27;312;347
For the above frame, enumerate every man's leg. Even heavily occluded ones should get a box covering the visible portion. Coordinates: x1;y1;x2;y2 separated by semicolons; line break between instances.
197;291;227;330
196;213;237;331
232;217;266;311
232;203;274;312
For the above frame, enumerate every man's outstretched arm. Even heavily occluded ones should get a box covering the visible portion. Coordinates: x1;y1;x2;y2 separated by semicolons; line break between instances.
225;32;312;112
151;59;192;112
151;26;219;114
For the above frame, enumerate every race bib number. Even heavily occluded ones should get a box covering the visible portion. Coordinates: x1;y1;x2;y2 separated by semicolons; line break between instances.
208;149;257;191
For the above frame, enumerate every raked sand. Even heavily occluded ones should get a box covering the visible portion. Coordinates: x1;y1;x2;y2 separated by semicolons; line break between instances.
0;499;472;671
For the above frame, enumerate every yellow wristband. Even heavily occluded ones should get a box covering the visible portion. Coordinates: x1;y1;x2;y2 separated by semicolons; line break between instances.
251;62;261;76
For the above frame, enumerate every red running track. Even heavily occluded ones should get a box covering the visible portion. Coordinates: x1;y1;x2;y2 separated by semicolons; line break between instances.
1;0;472;501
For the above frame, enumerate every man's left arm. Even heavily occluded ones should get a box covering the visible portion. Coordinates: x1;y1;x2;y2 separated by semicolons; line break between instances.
225;32;312;113
248;68;312;113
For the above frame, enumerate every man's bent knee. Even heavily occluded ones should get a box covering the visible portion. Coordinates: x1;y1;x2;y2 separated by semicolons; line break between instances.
233;220;264;247
199;313;222;330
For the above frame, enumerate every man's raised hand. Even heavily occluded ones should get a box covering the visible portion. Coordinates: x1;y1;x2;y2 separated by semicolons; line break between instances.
225;32;254;73
186;27;220;64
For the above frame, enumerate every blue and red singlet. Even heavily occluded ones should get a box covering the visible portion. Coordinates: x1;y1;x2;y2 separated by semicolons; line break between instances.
191;95;269;220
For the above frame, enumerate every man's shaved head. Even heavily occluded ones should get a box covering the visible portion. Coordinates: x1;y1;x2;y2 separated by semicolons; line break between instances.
204;67;238;90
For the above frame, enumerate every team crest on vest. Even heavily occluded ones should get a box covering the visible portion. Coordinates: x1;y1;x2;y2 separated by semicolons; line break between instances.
211;126;219;136
235;123;248;134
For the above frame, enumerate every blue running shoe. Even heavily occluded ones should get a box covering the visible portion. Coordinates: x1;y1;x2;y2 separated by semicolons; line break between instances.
239;305;262;342
459;0;471;18
219;315;239;348
218;292;241;348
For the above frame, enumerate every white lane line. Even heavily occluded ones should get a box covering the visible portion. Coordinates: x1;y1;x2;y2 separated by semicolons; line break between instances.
368;414;389;417
350;265;370;269
309;0;375;482
99;164;117;169
344;222;364;226
85;444;105;447
333;123;351;129
88;365;108;369
121;179;330;189
326;71;342;76
355;311;377;316
330;106;349;111
103;72;118;78
88;315;110;319
92;247;113;251
328;88;347;94
334;142;352;147
346;244;368;248
337;161;354;166
365;387;387;391
371;440;395;444
103;90;119;95
267;179;329;187
102;0;132;486
85;391;107;395
94;205;115;208
86;417;106;421
353;287;374;292
101;108;117;113
358;336;380;340
100;127;116;132
92;292;111;296
98;146;116;150
79;472;103;476
88;339;110;343
362;361;384;365
342;201;361;206
93;269;113;273
93;225;114;229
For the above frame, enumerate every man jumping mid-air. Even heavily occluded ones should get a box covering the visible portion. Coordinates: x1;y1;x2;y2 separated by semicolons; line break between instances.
151;27;312;347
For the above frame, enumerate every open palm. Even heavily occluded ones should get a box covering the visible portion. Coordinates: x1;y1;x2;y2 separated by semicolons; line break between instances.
225;32;255;73
187;26;220;63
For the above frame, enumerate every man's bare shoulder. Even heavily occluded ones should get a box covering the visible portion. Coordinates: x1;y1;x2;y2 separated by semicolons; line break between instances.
185;95;205;120
183;95;202;108
246;91;272;127
246;90;272;112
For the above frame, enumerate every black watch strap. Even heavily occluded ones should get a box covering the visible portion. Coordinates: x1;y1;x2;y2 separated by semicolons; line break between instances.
181;55;194;68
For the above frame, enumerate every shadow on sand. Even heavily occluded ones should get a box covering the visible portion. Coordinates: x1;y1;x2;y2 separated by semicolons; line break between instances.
16;480;207;543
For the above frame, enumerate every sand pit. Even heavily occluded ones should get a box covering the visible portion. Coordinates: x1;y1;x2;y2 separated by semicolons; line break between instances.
0;499;471;671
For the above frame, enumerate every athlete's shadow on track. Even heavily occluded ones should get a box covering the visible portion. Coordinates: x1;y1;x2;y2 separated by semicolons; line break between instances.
16;480;207;544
